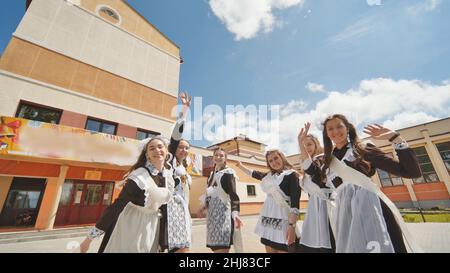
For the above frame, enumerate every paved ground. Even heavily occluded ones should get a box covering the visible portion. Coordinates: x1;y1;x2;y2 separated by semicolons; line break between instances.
0;215;449;253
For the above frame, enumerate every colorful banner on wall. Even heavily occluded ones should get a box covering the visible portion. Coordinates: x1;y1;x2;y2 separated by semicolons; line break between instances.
186;152;202;176
0;116;203;175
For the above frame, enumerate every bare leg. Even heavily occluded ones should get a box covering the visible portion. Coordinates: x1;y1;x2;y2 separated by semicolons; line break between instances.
214;248;230;253
265;246;278;253
175;248;189;253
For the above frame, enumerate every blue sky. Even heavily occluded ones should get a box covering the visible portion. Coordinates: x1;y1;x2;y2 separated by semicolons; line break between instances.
1;0;449;154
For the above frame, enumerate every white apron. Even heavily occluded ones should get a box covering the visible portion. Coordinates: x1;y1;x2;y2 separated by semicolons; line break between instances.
254;170;295;245
299;174;333;249
104;168;171;253
328;148;423;253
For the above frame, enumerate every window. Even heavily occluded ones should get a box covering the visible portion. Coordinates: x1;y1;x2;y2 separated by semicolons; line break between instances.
247;185;256;197
377;153;403;187
103;183;114;206
136;129;160;140
97;6;121;25
436;142;450;174
86;118;117;135
16;102;62;124
5;190;41;209
84;184;103;206
412;146;439;183
58;181;74;206
377;169;404;187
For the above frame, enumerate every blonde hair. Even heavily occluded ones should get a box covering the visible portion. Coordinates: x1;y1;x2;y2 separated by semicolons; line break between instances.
265;149;294;174
306;134;323;157
207;148;228;187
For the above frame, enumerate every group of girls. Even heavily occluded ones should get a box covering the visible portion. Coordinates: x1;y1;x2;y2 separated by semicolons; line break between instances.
237;114;422;253
79;91;423;253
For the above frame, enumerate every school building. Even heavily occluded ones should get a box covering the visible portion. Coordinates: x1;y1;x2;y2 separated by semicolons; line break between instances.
0;0;182;231
366;117;450;209
0;0;274;232
189;135;272;217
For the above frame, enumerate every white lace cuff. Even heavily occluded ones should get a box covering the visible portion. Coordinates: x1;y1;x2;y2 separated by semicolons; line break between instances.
290;208;301;216
87;227;105;240
232;211;240;220
393;141;409;150
300;158;313;170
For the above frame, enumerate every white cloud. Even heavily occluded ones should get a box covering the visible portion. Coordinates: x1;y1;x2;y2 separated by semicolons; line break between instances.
381;112;438;131
367;0;381;6
305;82;326;93
407;0;442;15
187;78;450;155
280;100;308;117
209;0;305;41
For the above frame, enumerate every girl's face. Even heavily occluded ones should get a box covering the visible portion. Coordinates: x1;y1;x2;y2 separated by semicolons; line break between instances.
304;138;317;157
267;152;284;172
326;118;348;146
175;140;190;162
147;139;168;164
213;150;226;166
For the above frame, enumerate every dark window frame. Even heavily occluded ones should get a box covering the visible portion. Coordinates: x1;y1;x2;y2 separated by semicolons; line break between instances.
136;128;160;140
436;141;450;174
247;185;256;197
412;146;440;184
377;152;404;187
15;100;63;124
85;117;118;136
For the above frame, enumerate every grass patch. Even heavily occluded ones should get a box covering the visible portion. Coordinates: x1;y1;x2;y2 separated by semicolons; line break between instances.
402;213;450;223
298;214;306;221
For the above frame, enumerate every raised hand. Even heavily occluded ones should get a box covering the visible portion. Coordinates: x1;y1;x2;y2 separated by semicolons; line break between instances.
298;122;311;160
297;122;311;145
180;92;192;107
363;124;397;141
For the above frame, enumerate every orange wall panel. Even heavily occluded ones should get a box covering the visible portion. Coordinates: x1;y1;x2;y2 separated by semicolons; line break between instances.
66;166;126;181
122;81;143;110
1;38;176;121
0;38;40;77
0;159;60;177
29;48;78;89
413;182;450;201
382;185;412;202
93;70;126;103
70;62;98;96
240;203;263;215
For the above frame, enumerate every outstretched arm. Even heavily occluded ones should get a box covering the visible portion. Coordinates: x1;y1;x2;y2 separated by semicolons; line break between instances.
169;92;192;155
363;124;422;179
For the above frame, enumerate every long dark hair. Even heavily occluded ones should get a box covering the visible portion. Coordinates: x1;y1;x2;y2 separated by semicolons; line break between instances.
321;114;375;182
175;139;190;168
207;148;228;187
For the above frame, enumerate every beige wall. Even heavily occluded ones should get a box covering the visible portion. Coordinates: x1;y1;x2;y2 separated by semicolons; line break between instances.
0;71;174;138
190;176;207;216
80;0;179;57
0;38;177;121
15;0;180;97
0;176;14;213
